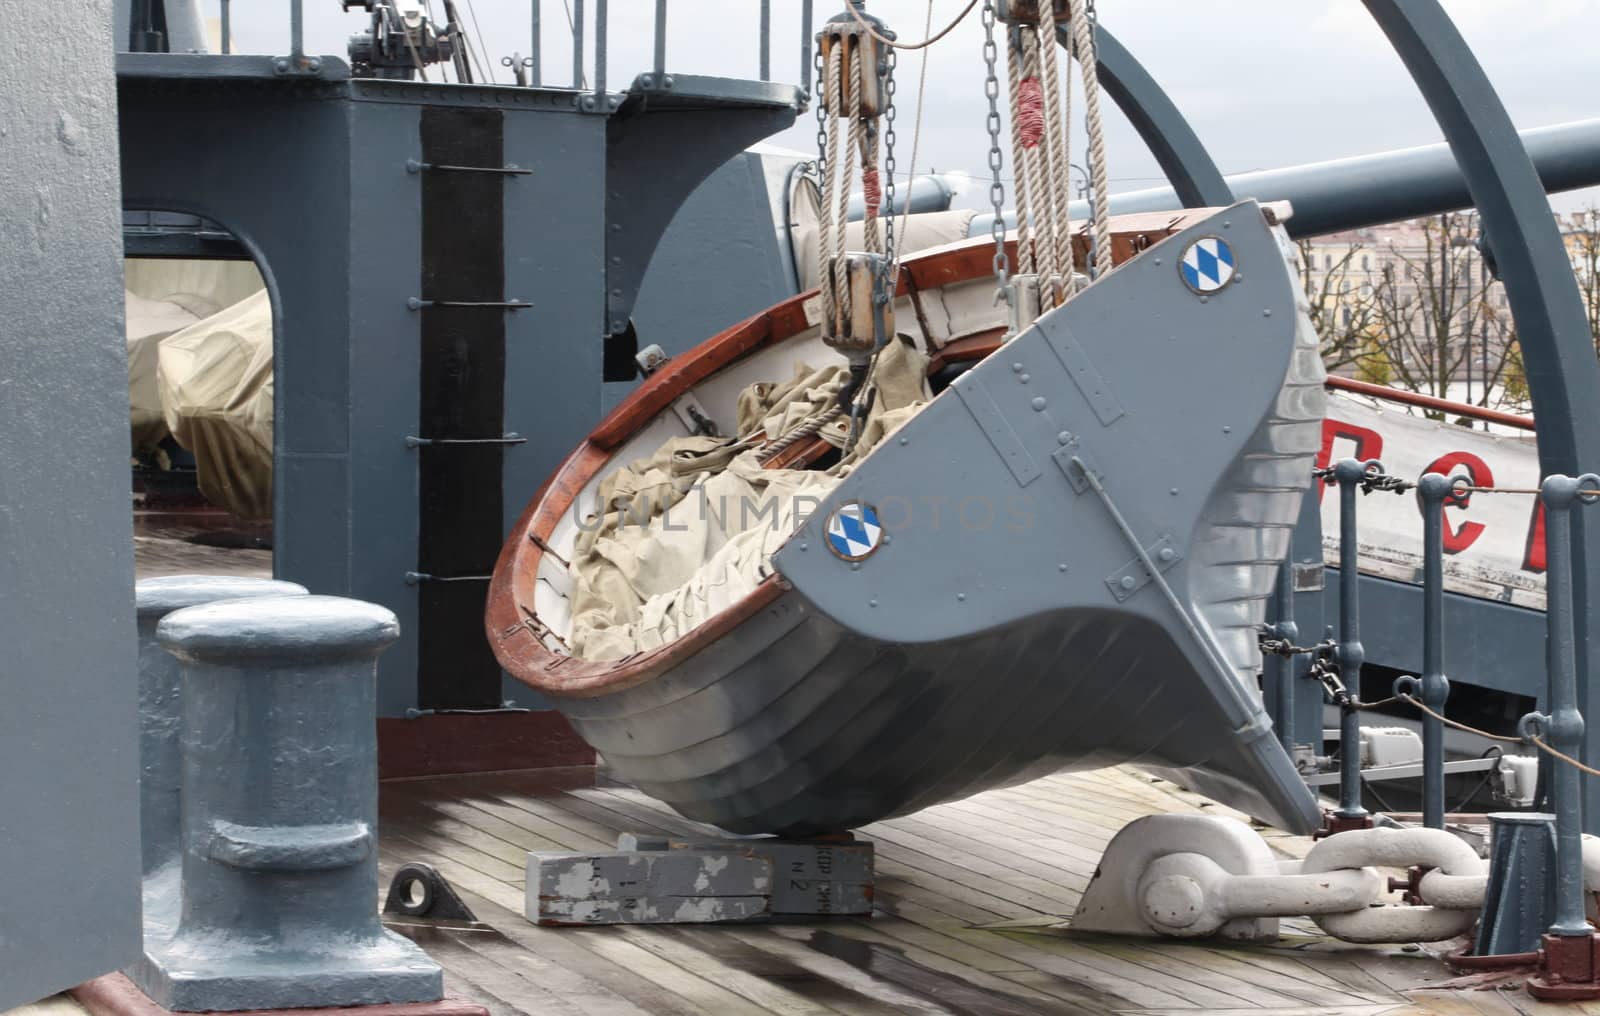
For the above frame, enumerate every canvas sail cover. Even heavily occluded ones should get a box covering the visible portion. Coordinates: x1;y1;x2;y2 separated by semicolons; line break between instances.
156;290;274;519
124;259;264;457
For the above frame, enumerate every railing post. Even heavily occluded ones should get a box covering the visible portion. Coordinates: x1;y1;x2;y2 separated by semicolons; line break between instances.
220;0;231;54
1412;472;1454;828
760;0;772;81
1525;473;1600;1000
593;0;607;102
571;0;584;89
290;0;303;66
653;0;667;76
1332;457;1373;826
530;0;542;85
1531;475;1596;936
801;0;815;96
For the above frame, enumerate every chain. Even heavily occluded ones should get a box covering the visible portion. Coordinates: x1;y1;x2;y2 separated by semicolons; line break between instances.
980;0;1009;296
882;44;898;267
814;46;828;174
1312;464;1417;496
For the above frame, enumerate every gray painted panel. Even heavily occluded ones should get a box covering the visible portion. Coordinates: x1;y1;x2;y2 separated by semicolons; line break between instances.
0;0;143;1004
501;109;607;707
348;101;424;716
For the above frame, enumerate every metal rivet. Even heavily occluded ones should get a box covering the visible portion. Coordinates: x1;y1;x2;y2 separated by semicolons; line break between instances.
882;535;891;545
1223;221;1232;229
1058;431;1071;444
1223;426;1232;434
1234;275;1244;284
1153;258;1161;266
1031;397;1047;411
1170;488;1180;495
1120;576;1137;590
1198;295;1209;305
800;543;808;551
851;562;861;571
1262;309;1272;317
1019;373;1030;384
1012;362;1024;373
869;599;878;607
1159;548;1177;563
956;592;966;602
1058;563;1068;572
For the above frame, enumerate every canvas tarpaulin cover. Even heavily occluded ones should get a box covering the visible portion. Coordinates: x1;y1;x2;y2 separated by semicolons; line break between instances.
567;336;930;661
156;289;274;520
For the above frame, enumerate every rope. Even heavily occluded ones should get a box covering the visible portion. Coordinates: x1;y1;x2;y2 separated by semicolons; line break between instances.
1034;0;1073;305
843;0;981;50
757;405;845;463
1019;30;1057;298
862;167;882;220
1005;35;1036;277
1068;0;1112;279
892;0;935;288
1015;78;1045;147
835;45;857;327
818;43;843;332
1532;737;1600;779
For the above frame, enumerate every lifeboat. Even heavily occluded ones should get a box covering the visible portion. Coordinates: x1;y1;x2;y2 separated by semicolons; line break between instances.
488;200;1327;835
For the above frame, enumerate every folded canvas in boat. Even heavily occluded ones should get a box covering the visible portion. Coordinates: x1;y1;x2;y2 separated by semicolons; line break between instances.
156;289;274;520
567;337;930;661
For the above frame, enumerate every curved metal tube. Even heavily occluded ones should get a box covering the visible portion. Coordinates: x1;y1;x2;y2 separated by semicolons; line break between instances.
1069;23;1231;208
1363;0;1600;832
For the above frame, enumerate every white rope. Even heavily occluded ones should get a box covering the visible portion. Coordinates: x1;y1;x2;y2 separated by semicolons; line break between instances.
892;0;936;288
1056;2;1078;298
818;43;843;332
838;43;861;325
1069;0;1112;279
1034;2;1072;307
1005;33;1035;277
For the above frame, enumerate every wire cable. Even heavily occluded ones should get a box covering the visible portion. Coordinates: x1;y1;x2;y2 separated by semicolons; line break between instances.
844;0;980;50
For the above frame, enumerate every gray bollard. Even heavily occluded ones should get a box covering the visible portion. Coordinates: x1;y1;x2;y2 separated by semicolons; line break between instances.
1474;812;1558;957
135;577;307;880
134;595;442;1012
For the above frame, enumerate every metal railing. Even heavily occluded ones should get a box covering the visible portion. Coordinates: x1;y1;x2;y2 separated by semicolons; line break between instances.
1268;457;1600;949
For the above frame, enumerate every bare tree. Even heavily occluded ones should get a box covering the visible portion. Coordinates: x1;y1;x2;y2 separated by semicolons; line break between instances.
1363;213;1520;421
1296;238;1380;375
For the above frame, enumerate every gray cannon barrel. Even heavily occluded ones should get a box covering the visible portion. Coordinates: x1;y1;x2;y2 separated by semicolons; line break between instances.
139;595;441;1012
969;119;1600;240
135;576;308;881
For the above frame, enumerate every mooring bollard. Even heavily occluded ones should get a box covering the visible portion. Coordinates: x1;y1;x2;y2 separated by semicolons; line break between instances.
134;577;307;884
134;595;442;1012
1462;812;1558;963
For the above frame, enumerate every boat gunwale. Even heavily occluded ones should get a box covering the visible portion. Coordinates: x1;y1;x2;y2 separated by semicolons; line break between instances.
487;238;1016;699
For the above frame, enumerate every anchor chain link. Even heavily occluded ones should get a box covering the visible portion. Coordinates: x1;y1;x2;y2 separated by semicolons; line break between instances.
980;0;1010;298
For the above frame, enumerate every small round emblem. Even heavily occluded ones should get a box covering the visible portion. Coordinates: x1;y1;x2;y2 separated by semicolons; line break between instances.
824;502;883;561
1179;236;1236;294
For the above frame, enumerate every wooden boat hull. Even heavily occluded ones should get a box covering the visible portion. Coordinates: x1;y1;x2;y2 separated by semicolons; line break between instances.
490;202;1326;835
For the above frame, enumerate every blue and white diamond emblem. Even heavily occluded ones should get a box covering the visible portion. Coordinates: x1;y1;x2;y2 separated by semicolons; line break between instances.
825;502;883;561
1179;236;1236;294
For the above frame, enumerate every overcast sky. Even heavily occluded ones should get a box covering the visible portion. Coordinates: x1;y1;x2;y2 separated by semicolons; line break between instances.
214;1;1598;213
